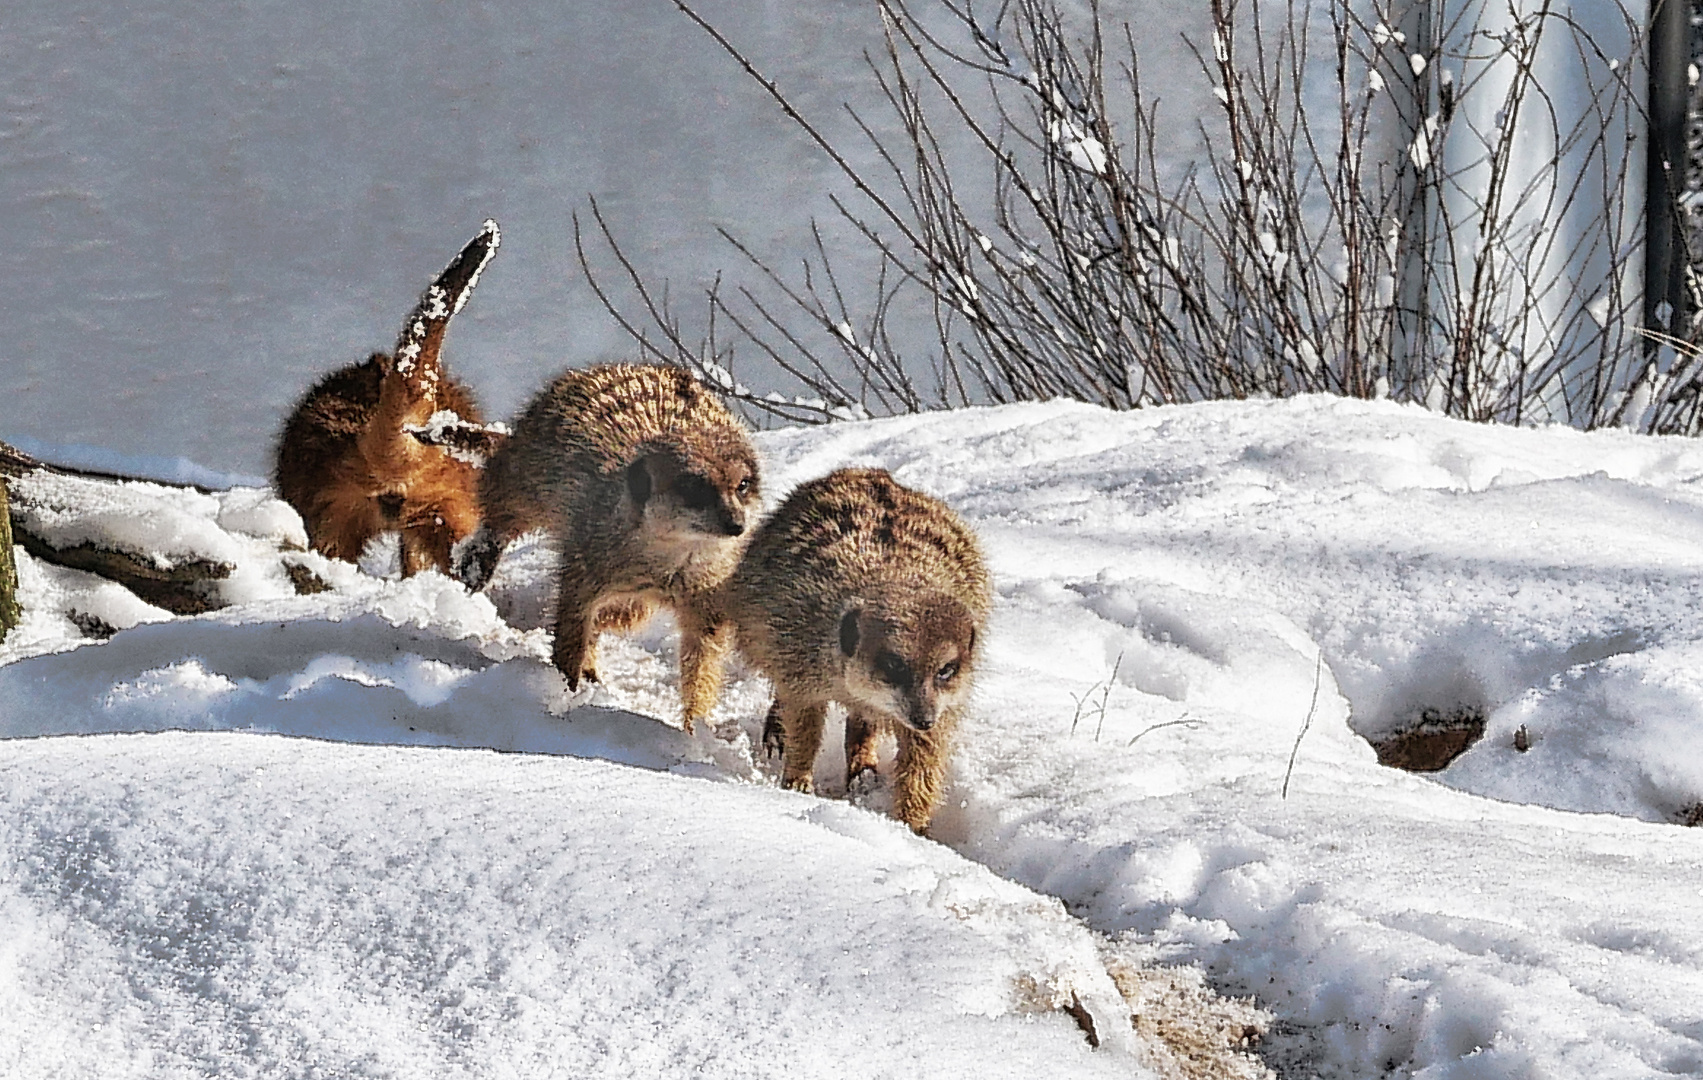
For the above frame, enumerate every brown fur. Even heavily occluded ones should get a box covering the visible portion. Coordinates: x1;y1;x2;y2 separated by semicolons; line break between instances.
716;467;991;833
275;356;485;575
275;223;498;577
464;363;762;728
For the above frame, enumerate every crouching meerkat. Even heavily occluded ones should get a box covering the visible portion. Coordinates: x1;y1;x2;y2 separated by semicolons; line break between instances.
461;364;761;728
718;467;990;833
275;220;501;577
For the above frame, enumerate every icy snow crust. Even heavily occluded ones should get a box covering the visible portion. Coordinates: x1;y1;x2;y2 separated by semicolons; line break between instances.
4;395;1703;1077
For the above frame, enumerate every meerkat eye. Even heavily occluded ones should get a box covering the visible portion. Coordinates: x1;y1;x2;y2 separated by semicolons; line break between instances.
874;651;911;688
735;476;754;497
935;660;960;686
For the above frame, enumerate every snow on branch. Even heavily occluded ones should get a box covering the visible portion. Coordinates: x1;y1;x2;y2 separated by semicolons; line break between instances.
402;410;512;466
2;440;313;615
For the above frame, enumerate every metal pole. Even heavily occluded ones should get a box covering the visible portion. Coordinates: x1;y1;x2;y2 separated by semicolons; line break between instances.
1388;0;1436;403
1646;0;1689;352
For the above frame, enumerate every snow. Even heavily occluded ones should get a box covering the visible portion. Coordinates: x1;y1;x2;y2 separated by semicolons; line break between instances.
1049;117;1110;175
402;410;512;467
5;395;1703;1078
9;470;305;578
0;735;1146;1078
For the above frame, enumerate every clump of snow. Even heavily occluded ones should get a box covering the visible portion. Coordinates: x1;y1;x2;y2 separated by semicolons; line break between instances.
356;530;403;579
403;409;512;444
0;550;173;661
1048;117;1109;174
402;409;512;466
213;486;308;548
1447;642;1703;822
7;470;317;611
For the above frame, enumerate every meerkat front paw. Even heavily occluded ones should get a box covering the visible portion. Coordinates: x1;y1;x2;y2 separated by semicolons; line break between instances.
450;527;501;590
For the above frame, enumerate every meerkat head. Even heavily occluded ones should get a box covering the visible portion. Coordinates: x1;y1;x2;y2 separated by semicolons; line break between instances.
624;429;762;543
838;591;979;732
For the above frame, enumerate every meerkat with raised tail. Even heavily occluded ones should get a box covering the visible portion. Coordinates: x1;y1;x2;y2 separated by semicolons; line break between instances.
716;467;990;833
275;220;502;577
459;364;761;729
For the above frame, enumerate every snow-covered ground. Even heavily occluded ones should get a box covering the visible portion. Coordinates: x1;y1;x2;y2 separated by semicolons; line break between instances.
4;395;1702;1078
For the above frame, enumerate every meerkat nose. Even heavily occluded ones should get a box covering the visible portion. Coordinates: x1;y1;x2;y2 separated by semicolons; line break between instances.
906;703;936;732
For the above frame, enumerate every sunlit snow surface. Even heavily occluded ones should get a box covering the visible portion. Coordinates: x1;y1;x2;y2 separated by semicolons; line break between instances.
5;396;1703;1078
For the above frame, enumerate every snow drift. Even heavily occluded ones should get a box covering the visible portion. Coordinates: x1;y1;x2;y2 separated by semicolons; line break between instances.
4;395;1703;1078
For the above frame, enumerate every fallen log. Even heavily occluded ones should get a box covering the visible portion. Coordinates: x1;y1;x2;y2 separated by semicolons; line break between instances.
1;440;236;615
11;531;230;615
0;478;18;641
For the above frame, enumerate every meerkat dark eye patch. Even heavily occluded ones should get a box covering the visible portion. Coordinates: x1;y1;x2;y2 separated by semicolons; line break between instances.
626;458;653;506
674;473;719;512
839;610;861;656
875;651;912;688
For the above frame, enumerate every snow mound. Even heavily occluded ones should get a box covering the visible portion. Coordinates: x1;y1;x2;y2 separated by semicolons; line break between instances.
755;397;1703;1078
5;395;1703;1078
0;734;1147;1078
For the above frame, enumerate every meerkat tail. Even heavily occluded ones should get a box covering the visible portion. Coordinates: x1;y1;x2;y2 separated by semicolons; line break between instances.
390;219;502;397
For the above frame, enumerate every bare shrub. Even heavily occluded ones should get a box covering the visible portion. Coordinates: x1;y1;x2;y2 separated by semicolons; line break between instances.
581;0;1682;433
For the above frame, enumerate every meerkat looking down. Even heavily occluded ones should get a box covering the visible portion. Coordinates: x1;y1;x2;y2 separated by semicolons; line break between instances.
275;220;501;577
717;467;991;833
461;364;761;728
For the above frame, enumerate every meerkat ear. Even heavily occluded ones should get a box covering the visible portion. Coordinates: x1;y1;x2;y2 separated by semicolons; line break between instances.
839;609;861;657
626;457;653;507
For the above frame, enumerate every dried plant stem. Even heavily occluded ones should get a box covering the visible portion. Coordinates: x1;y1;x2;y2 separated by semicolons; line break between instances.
1282;651;1327;801
581;0;1676;436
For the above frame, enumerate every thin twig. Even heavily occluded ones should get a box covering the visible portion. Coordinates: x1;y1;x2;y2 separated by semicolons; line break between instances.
1281;651;1327;800
577;0;1672;437
1094;652;1123;743
1126;715;1202;747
